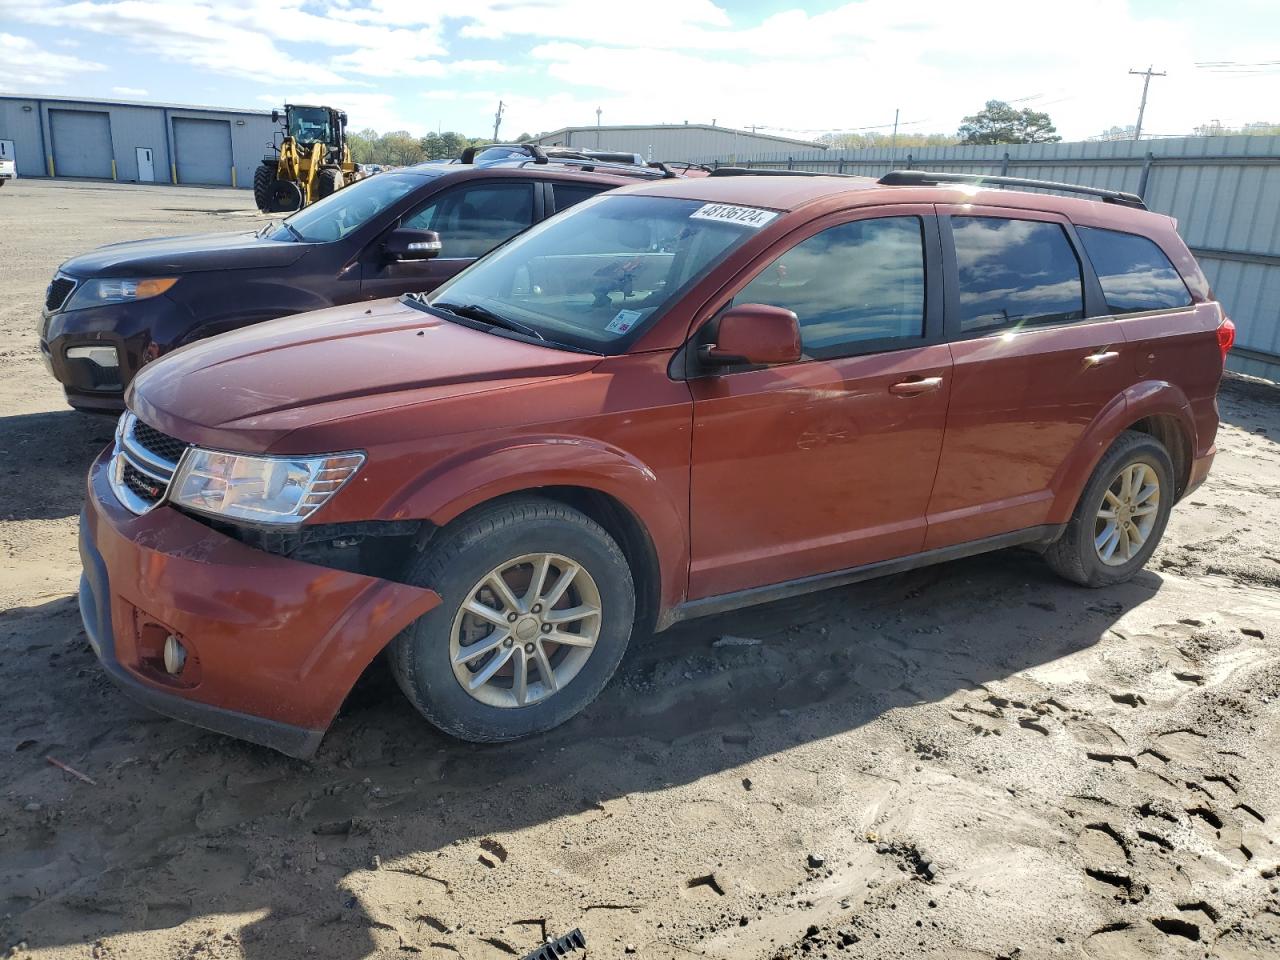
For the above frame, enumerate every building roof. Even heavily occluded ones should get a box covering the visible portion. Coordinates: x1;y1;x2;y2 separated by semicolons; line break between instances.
534;123;827;150
0;93;272;117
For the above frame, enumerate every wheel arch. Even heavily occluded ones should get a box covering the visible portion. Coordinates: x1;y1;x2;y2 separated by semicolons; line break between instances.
387;438;689;627
1049;380;1196;521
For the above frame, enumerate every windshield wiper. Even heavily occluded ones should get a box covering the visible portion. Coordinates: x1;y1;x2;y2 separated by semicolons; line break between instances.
434;301;545;341
280;220;305;242
255;220;276;238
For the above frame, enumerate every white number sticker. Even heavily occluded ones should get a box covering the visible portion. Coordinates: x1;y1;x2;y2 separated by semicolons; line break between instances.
605;309;644;334
689;203;779;229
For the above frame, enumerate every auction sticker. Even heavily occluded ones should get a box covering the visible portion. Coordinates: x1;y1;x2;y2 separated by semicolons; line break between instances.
690;203;779;228
605;309;644;334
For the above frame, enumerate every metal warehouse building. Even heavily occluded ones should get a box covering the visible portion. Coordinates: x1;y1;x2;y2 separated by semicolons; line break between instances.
0;94;276;188
529;123;825;162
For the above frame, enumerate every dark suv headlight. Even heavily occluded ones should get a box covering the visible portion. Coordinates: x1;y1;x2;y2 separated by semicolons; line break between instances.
63;277;178;311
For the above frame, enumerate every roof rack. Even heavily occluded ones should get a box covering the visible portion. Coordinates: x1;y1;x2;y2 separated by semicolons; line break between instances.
878;170;1147;210
460;143;550;165
709;166;862;179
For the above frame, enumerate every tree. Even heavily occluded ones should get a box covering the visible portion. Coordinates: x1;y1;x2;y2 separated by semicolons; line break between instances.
958;100;1061;145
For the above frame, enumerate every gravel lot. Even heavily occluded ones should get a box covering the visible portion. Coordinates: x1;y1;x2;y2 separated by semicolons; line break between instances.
2;178;1279;960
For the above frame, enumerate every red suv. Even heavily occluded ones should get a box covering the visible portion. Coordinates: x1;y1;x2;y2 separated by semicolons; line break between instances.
79;169;1234;757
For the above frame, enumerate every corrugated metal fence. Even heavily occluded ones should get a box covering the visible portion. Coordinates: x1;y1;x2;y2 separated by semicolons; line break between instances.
690;136;1280;382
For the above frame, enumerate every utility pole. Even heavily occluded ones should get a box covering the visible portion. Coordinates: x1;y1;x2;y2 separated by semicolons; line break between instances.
1128;66;1165;140
596;106;602;147
492;100;505;142
891;108;900;150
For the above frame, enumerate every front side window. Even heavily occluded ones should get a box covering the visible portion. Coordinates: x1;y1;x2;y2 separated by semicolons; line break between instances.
1077;226;1192;313
403;182;534;259
274;172;426;243
733;216;926;358
952;217;1084;333
425;194;765;352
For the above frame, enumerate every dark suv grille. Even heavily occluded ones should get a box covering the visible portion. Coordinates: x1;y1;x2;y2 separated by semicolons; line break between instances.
45;276;76;312
132;420;189;464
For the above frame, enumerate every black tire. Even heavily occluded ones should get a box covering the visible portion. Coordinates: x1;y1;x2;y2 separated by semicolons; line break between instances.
1044;430;1175;587
270;178;303;213
317;167;343;199
252;164;275;213
389;496;636;742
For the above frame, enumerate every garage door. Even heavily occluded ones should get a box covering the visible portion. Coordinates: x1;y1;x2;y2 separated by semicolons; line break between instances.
173;117;232;185
49;109;113;179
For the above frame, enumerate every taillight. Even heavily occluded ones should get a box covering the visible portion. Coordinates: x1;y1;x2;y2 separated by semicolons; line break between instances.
1217;316;1236;365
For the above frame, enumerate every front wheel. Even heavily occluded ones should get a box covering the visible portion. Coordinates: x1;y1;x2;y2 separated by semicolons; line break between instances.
389;497;636;742
1044;430;1175;587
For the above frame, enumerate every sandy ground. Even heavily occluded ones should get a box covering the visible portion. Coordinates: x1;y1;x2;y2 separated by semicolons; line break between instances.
1;178;1279;960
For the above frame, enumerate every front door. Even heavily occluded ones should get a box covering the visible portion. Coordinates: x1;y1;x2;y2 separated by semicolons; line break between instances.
924;207;1132;548
135;147;154;183
688;207;950;599
361;180;537;300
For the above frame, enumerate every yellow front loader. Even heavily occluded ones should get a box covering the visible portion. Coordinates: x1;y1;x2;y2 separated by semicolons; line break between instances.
254;104;361;213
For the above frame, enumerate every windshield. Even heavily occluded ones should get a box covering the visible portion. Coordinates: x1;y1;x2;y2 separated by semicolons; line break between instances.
288;106;333;145
425;194;766;352
271;173;425;242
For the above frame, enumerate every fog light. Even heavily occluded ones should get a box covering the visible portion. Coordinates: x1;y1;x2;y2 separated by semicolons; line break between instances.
66;345;120;368
163;635;187;675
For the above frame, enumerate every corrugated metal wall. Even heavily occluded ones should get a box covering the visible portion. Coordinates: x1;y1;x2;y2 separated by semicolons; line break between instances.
0;96;276;190
689;137;1280;382
531;126;825;162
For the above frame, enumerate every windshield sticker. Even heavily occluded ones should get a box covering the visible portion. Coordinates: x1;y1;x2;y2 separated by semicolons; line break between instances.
605;309;644;334
689;203;779;229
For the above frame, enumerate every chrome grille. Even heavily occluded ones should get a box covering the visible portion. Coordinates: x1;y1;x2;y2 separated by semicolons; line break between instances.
45;274;77;313
109;412;189;515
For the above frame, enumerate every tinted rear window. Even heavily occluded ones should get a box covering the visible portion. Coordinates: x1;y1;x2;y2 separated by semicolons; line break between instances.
552;182;606;213
952;217;1084;333
1077;226;1192;313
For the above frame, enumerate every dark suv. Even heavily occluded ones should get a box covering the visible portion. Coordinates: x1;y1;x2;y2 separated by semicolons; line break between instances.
79;169;1232;757
39;148;669;411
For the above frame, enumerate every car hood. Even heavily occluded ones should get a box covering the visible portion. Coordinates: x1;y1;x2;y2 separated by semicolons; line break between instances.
59;230;309;277
129;297;602;450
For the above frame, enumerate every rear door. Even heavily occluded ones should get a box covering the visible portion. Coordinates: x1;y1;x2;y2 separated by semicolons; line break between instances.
925;206;1131;549
360;179;539;299
687;205;951;599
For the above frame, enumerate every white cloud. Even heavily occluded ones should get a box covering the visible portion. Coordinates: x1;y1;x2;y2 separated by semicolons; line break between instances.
111;85;148;97
0;32;105;89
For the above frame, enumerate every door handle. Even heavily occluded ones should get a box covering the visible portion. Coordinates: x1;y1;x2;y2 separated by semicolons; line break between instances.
889;376;943;396
1083;350;1119;367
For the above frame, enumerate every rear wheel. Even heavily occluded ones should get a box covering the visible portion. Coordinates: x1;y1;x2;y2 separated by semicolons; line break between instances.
252;164;275;213
389;497;635;742
1044;430;1175;587
317;167;343;199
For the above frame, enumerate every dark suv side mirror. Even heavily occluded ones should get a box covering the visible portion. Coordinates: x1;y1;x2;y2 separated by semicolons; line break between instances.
385;229;443;261
700;304;801;367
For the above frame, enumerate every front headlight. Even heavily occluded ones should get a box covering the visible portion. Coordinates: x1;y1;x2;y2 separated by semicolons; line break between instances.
64;277;178;311
170;449;364;525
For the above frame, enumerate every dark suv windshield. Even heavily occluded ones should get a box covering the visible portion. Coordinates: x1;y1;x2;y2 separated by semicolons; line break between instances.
425;194;770;352
270;173;427;243
288;106;333;145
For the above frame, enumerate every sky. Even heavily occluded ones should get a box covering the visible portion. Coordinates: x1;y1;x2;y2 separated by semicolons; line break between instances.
1;0;1277;143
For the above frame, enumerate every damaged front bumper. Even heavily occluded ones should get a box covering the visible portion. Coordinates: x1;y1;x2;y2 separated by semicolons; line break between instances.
78;451;441;758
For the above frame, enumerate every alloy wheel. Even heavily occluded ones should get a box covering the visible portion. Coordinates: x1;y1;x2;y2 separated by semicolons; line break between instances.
449;553;602;708
1094;462;1161;567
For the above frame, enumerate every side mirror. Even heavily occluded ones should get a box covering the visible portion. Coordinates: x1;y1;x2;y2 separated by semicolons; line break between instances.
700;303;801;367
385;228;442;261
271;109;280;123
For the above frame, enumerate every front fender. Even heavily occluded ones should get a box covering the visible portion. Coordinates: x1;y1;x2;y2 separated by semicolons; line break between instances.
1048;380;1195;522
384;435;689;613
